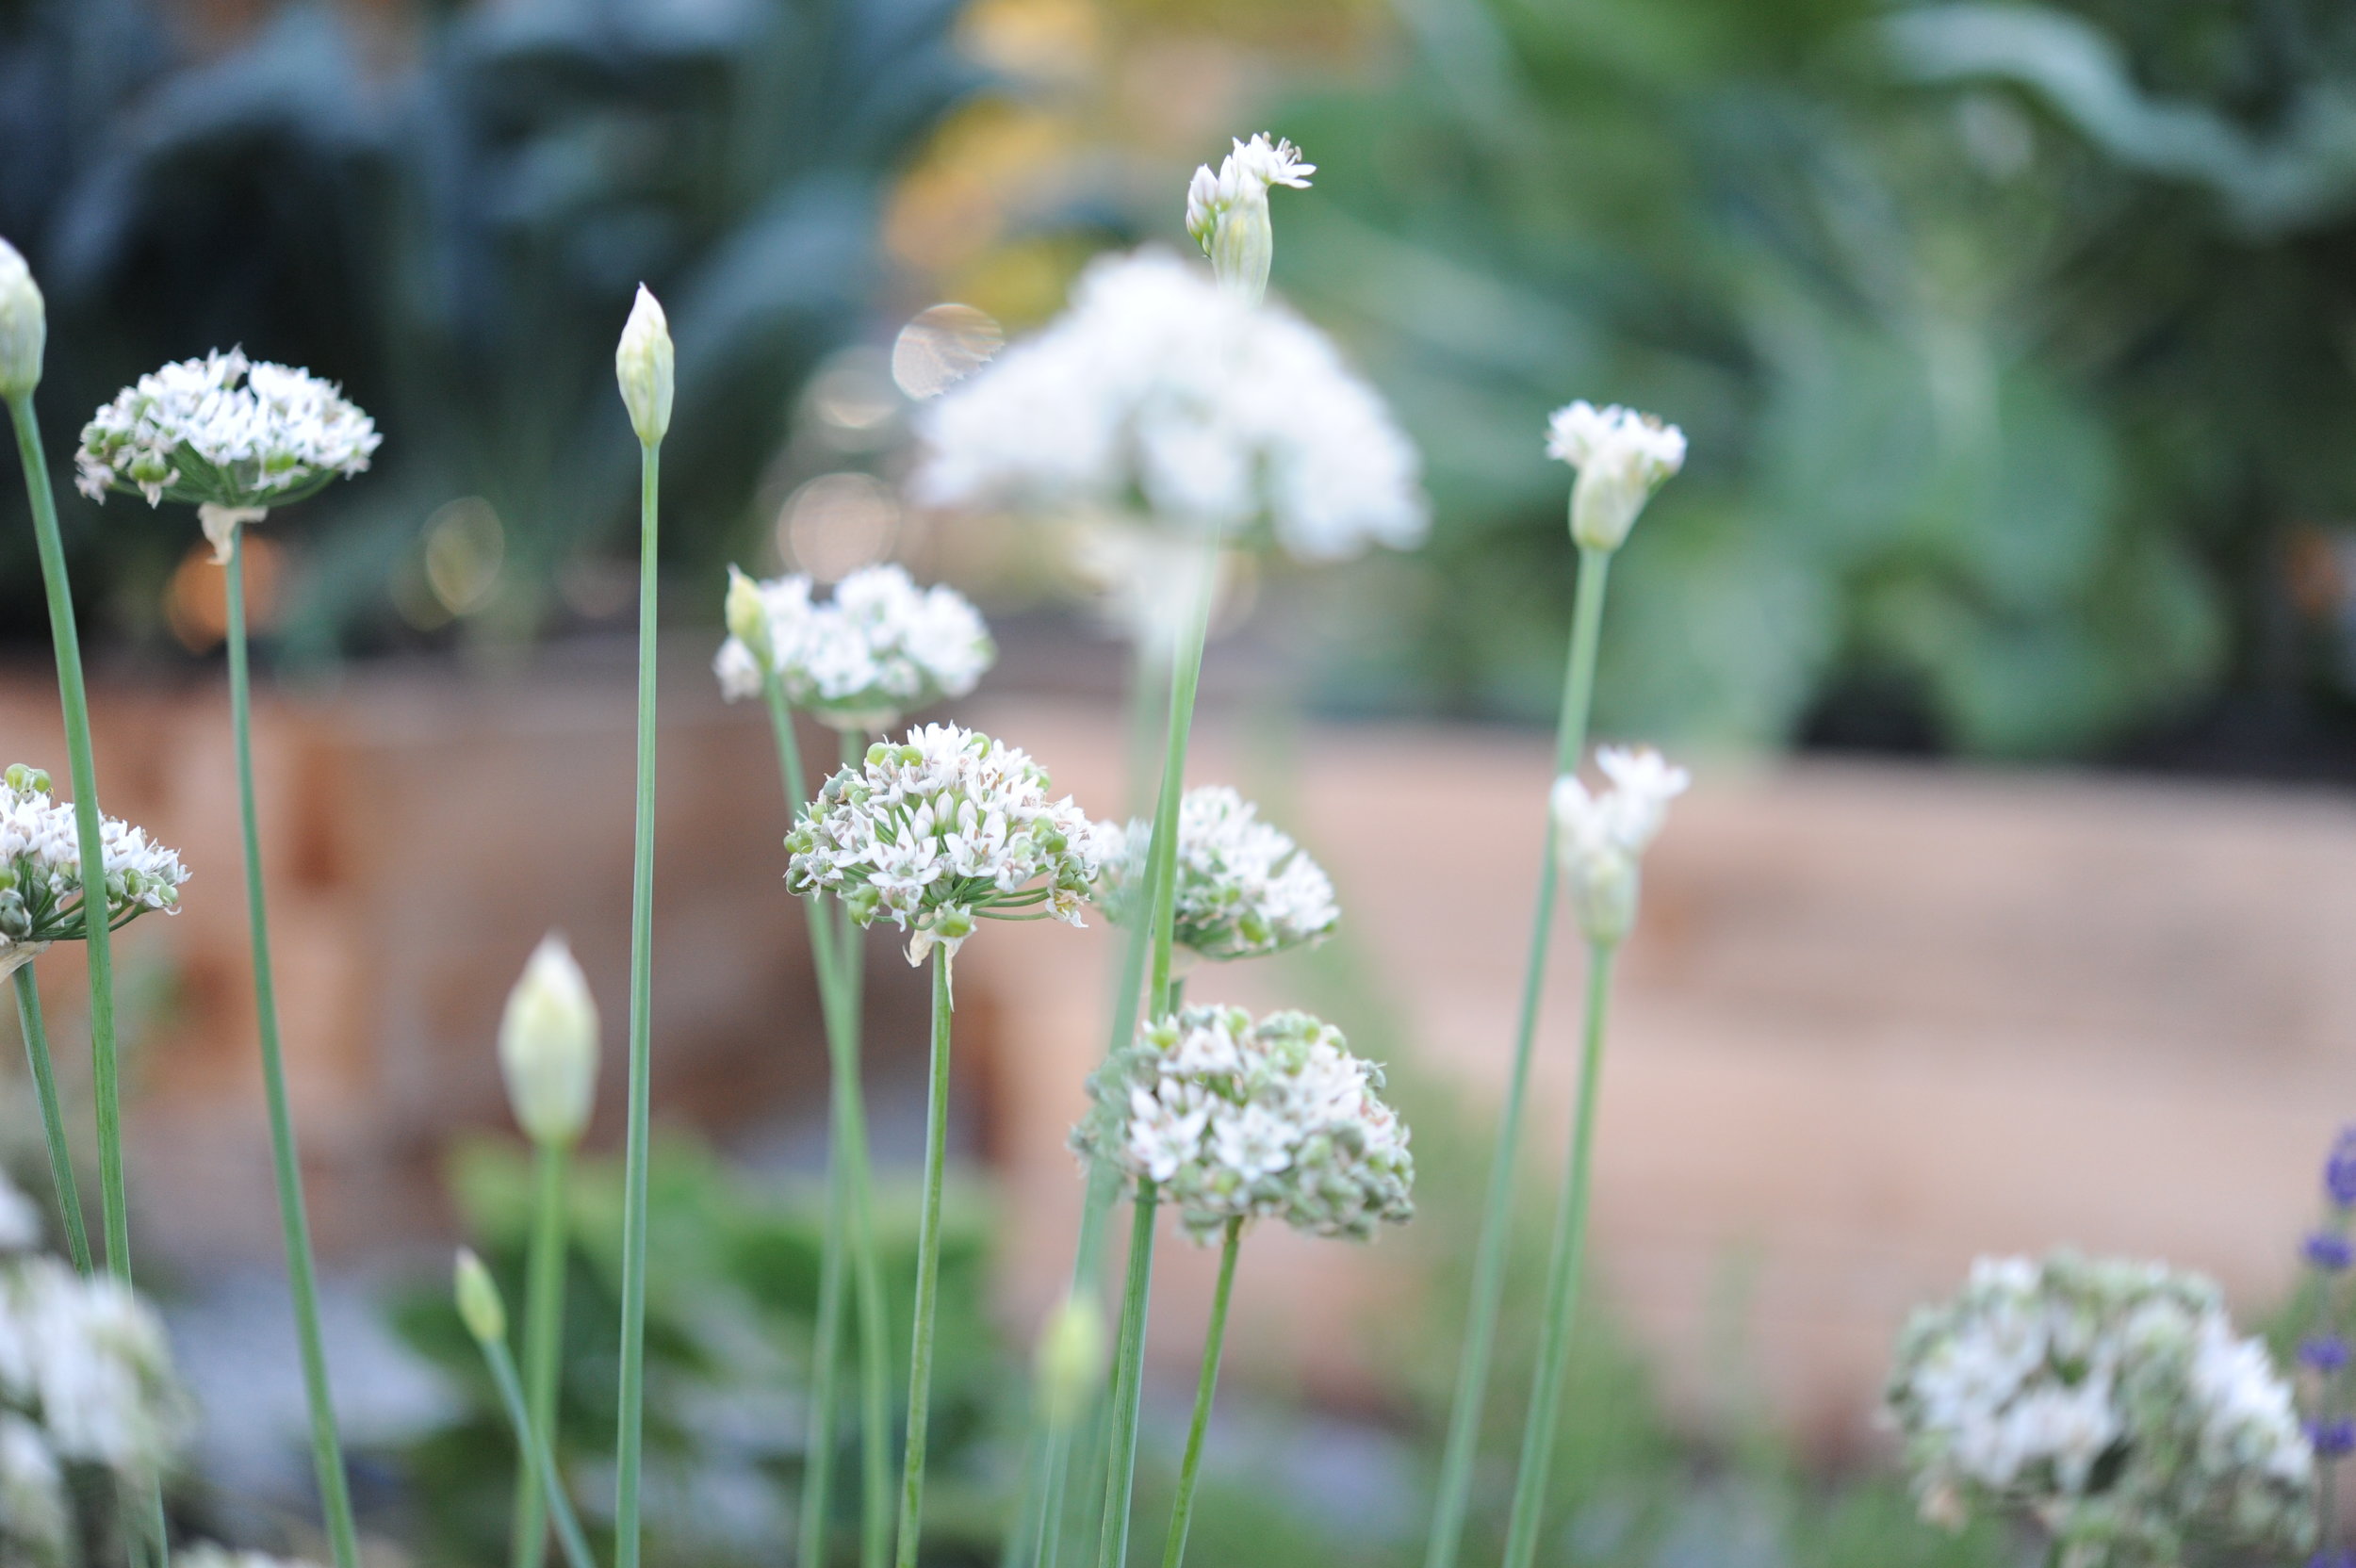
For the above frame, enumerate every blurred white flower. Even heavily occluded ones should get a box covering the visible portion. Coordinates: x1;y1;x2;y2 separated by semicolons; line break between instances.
0;237;44;400
1072;1004;1414;1244
0;762;188;977
175;1546;324;1568
76;350;380;559
713;564;993;732
1095;786;1337;963
1545;400;1685;553
785;723;1100;964
0;1411;68;1567
914;248;1425;565
1184;133;1314;302
1549;746;1688;945
499;934;599;1148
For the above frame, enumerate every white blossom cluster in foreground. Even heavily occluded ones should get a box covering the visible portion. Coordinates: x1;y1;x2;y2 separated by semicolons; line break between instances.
786;724;1101;963
913;248;1426;564
1549;746;1687;945
1094;786;1337;963
1887;1252;2315;1568
75;349;380;512
715;564;994;731
0;763;188;977
1073;1004;1413;1244
0;1174;190;1566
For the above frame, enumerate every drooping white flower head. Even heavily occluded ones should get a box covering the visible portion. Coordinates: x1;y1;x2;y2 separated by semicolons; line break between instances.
914;248;1426;566
1072;1004;1413;1244
1095;787;1337;964
785;724;1102;964
1184;133;1315;303
1887;1252;2315;1568
1549;746;1687;945
76;349;381;561
714;564;994;732
1545;400;1686;553
0;763;189;981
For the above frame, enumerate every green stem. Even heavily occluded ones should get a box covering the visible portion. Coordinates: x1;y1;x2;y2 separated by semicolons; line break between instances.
11;966;91;1274
1144;543;1219;1021
1159;1219;1240;1568
482;1323;599;1568
514;1140;571;1568
614;439;661;1568
1421;547;1612;1568
893;954;956;1568
1498;940;1619;1568
803;1128;849;1568
5;392;130;1290
226;527;360;1568
1096;1186;1158;1568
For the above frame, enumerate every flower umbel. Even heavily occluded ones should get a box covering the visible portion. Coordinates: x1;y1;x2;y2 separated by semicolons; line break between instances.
1184;133;1315;302
1072;1004;1414;1244
1094;786;1337;963
0;762;188;979
1886;1252;2315;1568
1546;401;1686;553
1549;746;1688;945
75;350;380;559
714;564;994;731
785;724;1101;964
915;248;1425;564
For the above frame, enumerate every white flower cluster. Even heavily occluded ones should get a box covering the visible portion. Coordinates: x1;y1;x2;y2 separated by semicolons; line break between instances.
76;349;380;514
0;764;188;979
1184;134;1314;301
1094;787;1337;963
175;1549;322;1568
914;248;1426;564
1546;400;1686;553
1072;1004;1413;1244
1549;747;1687;945
785;724;1101;964
714;564;994;731
0;1176;190;1565
1887;1252;2315;1568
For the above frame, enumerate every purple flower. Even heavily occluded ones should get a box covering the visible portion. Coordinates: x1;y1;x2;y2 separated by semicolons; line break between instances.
2303;1336;2350;1373
2307;1232;2354;1271
2328;1127;2356;1207
2308;1553;2356;1568
2307;1416;2356;1457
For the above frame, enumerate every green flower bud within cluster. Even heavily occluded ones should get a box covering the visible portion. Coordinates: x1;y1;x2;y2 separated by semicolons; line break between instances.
1887;1252;2315;1568
1094;786;1336;963
1072;1004;1414;1244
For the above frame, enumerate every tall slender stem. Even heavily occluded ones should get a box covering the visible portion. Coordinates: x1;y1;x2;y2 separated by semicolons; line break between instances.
11;966;91;1274
1144;544;1218;1021
1422;547;1612;1568
514;1140;572;1568
802;1129;849;1568
894;954;956;1568
1096;1185;1158;1568
5;392;130;1290
225;527;360;1568
482;1324;600;1568
1498;940;1619;1568
1159;1218;1240;1568
614;440;661;1568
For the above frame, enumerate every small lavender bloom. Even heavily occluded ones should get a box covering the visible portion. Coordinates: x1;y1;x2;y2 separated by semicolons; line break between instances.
2306;1416;2355;1457
2301;1336;2350;1374
2306;1232;2353;1271
2328;1127;2356;1207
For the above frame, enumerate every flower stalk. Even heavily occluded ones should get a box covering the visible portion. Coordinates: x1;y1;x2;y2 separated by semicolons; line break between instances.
895;952;957;1568
1159;1217;1241;1568
515;1139;570;1568
9;966;91;1274
459;1251;600;1568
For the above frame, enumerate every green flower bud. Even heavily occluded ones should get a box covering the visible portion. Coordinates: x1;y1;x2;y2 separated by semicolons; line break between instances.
725;565;771;662
498;933;600;1146
0;238;44;400
453;1248;507;1345
1033;1293;1107;1430
615;284;675;446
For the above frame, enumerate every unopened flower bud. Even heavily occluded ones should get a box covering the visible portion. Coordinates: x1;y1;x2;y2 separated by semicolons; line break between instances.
725;566;771;661
499;934;599;1147
1033;1292;1107;1430
0;239;41;400
453;1248;507;1345
615;285;675;446
1546;401;1686;554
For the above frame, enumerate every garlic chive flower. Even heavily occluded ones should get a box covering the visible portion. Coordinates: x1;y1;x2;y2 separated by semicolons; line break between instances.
499;934;599;1148
1546;401;1686;554
1888;1253;2315;1568
1184;133;1315;303
1549;746;1687;946
1094;786;1337;963
785;723;1102;965
615;284;675;446
76;349;381;561
0;762;188;980
914;248;1426;564
713;564;995;731
0;237;44;399
1072;1004;1414;1244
